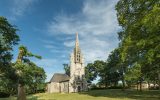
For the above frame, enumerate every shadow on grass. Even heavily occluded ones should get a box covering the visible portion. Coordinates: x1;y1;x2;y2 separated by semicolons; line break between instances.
0;95;38;100
27;95;38;100
28;93;57;100
79;89;160;100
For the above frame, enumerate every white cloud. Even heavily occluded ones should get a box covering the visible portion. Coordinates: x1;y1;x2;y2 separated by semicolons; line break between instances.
44;44;56;49
34;58;57;67
10;0;38;20
64;40;75;47
48;0;120;35
42;40;55;44
42;40;65;54
47;0;120;63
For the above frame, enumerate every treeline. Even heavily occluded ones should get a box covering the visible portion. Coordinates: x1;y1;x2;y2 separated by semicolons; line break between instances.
0;17;46;99
85;0;160;91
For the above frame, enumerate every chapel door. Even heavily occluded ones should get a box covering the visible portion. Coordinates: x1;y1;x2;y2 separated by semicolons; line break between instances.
78;86;81;92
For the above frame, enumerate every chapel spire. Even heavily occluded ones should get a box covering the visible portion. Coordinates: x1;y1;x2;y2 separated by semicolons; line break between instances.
75;32;79;48
74;32;82;63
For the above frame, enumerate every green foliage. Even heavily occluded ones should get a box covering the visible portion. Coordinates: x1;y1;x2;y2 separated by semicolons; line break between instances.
0;17;46;96
85;61;106;83
115;0;160;90
63;64;70;76
103;49;122;87
85;63;97;83
0;16;19;95
14;45;46;94
125;62;141;84
0;16;19;75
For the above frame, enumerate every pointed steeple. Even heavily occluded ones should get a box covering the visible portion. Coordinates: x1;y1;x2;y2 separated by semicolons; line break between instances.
75;32;79;48
74;32;82;63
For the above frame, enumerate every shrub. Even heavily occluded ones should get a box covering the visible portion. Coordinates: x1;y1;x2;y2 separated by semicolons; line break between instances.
0;92;10;98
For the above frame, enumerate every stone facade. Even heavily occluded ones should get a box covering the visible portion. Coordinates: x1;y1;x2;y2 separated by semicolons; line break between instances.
47;81;69;93
69;33;87;92
47;82;60;93
47;73;70;93
47;33;87;93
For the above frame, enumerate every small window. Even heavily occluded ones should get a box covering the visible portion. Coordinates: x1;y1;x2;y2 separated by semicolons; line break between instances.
78;76;80;80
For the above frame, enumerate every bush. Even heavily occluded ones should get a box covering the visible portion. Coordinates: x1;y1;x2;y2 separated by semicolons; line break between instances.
107;86;123;89
0;92;10;98
91;88;106;90
149;86;159;90
37;89;45;93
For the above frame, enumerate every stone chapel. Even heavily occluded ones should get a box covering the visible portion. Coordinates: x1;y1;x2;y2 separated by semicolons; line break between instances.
47;33;87;93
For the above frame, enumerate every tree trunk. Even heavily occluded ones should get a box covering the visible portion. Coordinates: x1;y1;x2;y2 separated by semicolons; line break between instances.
147;81;150;90
122;75;125;91
114;82;116;87
158;73;160;90
35;84;37;93
105;82;107;88
17;84;26;100
154;81;156;89
140;81;142;91
121;66;125;91
137;82;139;91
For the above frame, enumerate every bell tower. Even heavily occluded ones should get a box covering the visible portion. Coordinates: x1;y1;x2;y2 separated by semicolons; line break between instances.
69;33;87;92
74;32;82;64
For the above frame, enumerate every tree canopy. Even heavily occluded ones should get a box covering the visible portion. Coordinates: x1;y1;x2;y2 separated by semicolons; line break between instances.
85;0;160;90
0;16;19;77
0;17;46;98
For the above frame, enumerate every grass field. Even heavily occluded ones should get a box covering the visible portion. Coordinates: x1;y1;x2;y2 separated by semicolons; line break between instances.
1;89;160;100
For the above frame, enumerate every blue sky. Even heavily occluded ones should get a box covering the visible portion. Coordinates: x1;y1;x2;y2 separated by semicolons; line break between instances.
0;0;121;82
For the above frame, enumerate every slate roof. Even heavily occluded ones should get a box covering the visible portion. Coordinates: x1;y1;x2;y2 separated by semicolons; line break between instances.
50;73;70;82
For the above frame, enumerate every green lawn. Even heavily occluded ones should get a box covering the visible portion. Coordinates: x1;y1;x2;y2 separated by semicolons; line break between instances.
1;89;160;100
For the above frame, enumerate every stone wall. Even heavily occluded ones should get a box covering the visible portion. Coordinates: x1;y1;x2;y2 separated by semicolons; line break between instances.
47;82;60;93
47;81;70;93
60;81;69;93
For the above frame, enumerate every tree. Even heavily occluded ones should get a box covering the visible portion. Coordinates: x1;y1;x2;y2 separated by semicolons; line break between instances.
0;16;19;95
124;62;141;90
85;60;107;86
26;62;46;93
0;16;19;75
116;0;160;90
0;16;46;97
85;63;98;83
14;45;41;100
63;64;70;76
107;48;123;88
93;60;107;87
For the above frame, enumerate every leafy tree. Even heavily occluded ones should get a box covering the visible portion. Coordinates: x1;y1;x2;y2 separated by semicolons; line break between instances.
26;62;46;93
94;60;106;76
116;0;160;90
0;17;46;97
14;45;41;100
85;60;107;86
106;48;124;88
124;62;141;89
85;63;98;83
0;16;19;95
93;60;107;87
63;64;70;76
